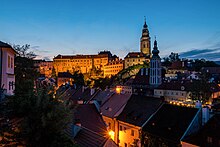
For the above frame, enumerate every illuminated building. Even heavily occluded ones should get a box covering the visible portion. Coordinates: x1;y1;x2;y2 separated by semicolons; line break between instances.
33;60;53;77
124;52;149;69
124;19;151;69
117;95;163;146
154;80;220;104
103;59;124;77
53;51;114;75
100;93;132;142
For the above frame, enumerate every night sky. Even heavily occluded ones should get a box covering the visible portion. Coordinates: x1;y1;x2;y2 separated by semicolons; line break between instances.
1;0;220;60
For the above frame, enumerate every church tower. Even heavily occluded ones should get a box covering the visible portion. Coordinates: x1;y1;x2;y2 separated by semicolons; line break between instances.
140;17;151;56
150;38;162;87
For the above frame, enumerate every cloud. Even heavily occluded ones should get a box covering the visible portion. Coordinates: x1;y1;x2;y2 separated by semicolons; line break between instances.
43;56;52;61
35;55;53;61
180;48;218;57
180;48;220;61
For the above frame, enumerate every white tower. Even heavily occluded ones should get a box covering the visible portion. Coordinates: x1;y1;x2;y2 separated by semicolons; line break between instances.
150;39;162;87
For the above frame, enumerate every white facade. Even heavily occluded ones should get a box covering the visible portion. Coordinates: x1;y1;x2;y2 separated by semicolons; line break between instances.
150;40;162;87
0;43;16;96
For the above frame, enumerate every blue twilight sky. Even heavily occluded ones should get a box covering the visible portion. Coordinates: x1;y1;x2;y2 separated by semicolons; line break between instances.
1;0;220;61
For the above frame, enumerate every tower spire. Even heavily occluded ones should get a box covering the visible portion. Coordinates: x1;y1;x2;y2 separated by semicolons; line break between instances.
152;37;159;58
143;16;148;28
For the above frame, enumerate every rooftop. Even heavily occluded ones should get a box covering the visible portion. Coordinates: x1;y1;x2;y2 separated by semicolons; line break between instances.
117;95;163;127
142;104;200;143
100;93;131;118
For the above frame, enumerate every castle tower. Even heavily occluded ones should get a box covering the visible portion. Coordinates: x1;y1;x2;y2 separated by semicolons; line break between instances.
140;17;151;56
150;38;162;87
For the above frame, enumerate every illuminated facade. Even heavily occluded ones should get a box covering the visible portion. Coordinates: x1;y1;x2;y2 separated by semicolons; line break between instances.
103;59;124;77
124;52;149;69
118;121;141;147
53;51;113;75
124;20;151;70
140;18;151;56
34;60;53;77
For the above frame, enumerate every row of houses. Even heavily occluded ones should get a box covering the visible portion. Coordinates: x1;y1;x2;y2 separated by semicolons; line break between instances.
56;83;218;147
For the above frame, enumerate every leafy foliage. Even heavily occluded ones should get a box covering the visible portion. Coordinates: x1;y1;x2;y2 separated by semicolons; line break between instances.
72;71;85;86
12;44;37;59
1;44;76;146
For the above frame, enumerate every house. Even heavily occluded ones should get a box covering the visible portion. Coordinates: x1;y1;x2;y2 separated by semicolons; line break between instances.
70;86;98;104
116;95;163;147
154;80;220;104
100;92;132;142
91;89;115;106
33;59;53;77
68;103;117;147
103;59;124;77
132;68;151;95
142;104;202;146
57;72;74;87
0;41;16;99
182;114;220;147
124;52;149;69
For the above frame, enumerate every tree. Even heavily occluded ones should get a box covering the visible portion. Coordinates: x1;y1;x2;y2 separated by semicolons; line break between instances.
51;67;57;79
169;52;180;62
1;44;76;146
190;59;220;71
72;71;85;87
12;44;37;59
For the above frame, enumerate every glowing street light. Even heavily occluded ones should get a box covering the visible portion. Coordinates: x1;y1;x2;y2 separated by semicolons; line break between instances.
108;130;115;140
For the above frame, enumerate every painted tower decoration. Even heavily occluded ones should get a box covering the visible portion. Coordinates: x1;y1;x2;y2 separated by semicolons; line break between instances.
150;39;162;86
140;17;151;56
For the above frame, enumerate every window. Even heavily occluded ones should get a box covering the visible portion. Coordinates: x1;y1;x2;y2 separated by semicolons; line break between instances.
131;130;134;136
119;125;122;131
9;81;14;90
11;57;13;68
124;127;126;132
207;136;212;143
124;143;127;147
108;122;111;130
8;55;10;68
